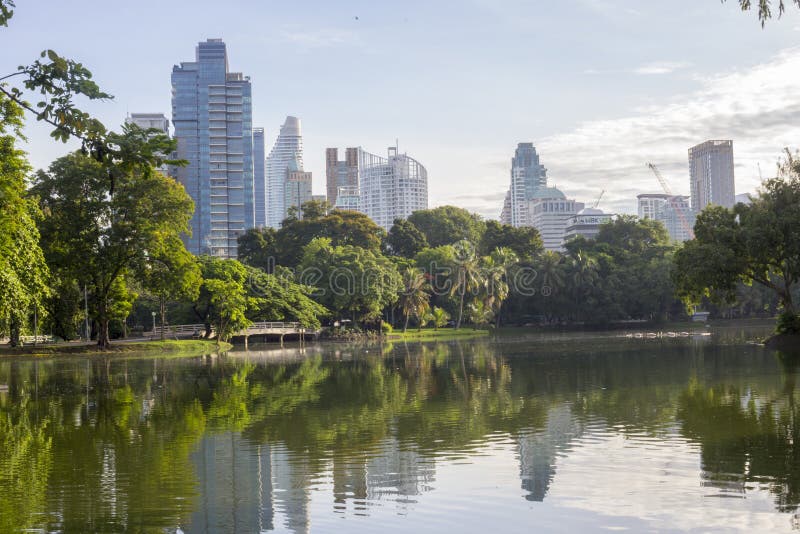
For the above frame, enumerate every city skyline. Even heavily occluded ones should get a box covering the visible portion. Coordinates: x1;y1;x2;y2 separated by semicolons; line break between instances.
3;1;800;219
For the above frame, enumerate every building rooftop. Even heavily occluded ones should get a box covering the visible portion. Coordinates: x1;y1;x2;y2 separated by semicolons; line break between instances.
530;186;566;200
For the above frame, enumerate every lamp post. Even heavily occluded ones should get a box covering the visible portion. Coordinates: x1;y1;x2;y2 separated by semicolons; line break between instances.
151;311;157;336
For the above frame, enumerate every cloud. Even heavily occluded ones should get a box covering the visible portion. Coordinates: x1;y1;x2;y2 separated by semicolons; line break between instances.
280;28;361;48
439;47;800;217
633;61;692;75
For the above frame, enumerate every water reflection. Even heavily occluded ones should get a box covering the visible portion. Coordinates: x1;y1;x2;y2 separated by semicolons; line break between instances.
1;332;799;532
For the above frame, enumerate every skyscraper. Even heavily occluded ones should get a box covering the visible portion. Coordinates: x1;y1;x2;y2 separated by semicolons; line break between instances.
637;193;695;242
125;113;171;174
253;127;267;228
284;157;313;218
689;140;735;211
357;146;428;230
507;143;548;227
326;147;359;207
266;116;303;228
526;187;584;251
171;39;257;258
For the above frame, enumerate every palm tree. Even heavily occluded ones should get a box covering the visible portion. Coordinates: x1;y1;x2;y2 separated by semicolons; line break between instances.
481;247;518;327
536;251;564;291
569;250;599;321
430;306;450;330
450;240;484;329
399;267;430;332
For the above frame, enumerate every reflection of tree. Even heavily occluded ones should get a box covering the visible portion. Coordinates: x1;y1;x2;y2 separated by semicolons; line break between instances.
678;371;800;512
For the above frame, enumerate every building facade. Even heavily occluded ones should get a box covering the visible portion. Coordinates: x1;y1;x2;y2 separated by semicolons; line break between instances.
637;193;695;242
326;147;359;207
253;127;266;227
509;143;548;227
171;39;257;258
527;187;584;251
334;186;360;211
284;157;313;219
125;113;171;174
563;208;615;244
357;146;428;230
689;140;735;211
266;116;303;228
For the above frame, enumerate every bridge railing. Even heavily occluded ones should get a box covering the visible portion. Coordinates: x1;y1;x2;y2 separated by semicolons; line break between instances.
146;322;313;337
148;324;206;337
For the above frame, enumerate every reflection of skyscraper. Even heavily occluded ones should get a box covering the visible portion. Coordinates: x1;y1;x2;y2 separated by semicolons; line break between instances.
271;445;311;534
188;433;274;533
518;404;582;502
367;438;435;504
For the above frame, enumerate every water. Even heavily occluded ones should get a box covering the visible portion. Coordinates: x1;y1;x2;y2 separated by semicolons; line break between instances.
2;323;800;533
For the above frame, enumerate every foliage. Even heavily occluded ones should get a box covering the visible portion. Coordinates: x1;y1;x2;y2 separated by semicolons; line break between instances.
298;238;402;325
385;218;429;257
675;152;800;329
407;206;485;248
245;265;328;329
723;0;800;25
33;128;194;347
449;240;484;329
399;267;430;332
237;227;277;272
480;220;543;260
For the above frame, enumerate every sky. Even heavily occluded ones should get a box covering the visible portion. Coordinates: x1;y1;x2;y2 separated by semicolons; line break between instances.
2;0;800;218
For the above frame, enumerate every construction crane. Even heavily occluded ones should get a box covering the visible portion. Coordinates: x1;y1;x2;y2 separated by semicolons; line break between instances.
646;163;694;240
593;189;605;209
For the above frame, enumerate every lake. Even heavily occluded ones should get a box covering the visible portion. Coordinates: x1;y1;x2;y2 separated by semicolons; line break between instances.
2;323;799;533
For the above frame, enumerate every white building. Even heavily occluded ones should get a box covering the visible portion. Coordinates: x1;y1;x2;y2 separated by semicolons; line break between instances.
266;116;303;228
357;146;428;230
334;186;360;212
527;187;584;251
563;207;615;245
126;112;169;134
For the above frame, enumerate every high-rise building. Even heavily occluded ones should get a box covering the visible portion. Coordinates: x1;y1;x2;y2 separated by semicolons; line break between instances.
637;193;695;242
125;113;171;174
266;116;303;228
689;140;735;211
253;127;267;228
526;187;584;251
500;190;512;225
334;186;360;211
563;207;615;244
357;146;428;230
171;39;257;258
326;147;359;207
284;157;313;218
509;143;548;227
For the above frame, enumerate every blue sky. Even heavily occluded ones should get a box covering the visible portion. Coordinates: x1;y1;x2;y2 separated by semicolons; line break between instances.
2;0;800;217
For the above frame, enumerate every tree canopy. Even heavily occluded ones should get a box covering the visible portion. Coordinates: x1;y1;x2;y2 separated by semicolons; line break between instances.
407;206;485;248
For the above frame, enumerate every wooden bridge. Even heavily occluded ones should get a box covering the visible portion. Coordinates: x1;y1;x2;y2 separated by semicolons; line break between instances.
147;322;319;346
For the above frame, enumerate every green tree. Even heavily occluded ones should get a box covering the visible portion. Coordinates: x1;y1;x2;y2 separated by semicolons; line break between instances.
450;241;484;329
385;218;428;258
722;0;800;25
245;265;327;329
0;98;49;346
298;238;402;326
480;220;543;260
430;306;450;330
675;152;800;332
237;227;277;272
398;267;430;332
33;127;194;347
191;256;251;339
481;248;518;327
407;206;485;248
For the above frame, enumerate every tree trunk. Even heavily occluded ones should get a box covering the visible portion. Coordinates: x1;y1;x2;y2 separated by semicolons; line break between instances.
403;313;410;333
456;290;465;329
160;295;166;341
96;298;110;348
9;317;20;347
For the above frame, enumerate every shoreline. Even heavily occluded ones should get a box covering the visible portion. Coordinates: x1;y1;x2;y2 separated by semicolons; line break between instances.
0;339;231;357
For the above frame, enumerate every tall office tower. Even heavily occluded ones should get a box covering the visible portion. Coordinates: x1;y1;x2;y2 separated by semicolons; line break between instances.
253;128;267;227
284;156;313;218
500;190;512;225
172;39;255;258
637;193;695;243
266;116;303;228
334;186;360;211
326;147;359;206
509;143;548;227
357;145;428;230
688;140;735;211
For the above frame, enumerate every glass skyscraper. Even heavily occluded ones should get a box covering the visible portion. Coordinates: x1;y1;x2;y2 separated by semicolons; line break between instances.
253;127;267;228
266;116;303;228
171;39;258;257
508;142;548;227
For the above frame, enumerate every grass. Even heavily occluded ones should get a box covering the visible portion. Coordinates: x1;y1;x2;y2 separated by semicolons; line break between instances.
387;327;490;341
0;339;231;357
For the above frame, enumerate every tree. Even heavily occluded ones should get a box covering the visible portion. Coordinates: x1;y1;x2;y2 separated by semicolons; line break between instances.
723;0;800;25
675;152;800;333
399;267;430;332
430;306;450;330
143;235;201;340
385;218;428;258
450;241;484;329
298;238;402;326
245;265;328;329
0;97;49;346
237;227;277;272
480;220;543;260
481;248;518;327
407;206;485;248
33;126;194;347
191;256;251;341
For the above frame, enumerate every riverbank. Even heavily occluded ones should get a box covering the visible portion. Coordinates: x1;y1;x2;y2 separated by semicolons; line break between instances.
387;328;490;341
0;339;231;357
